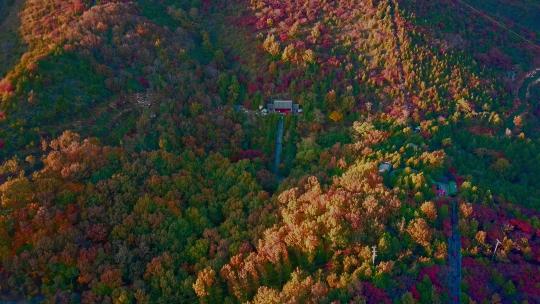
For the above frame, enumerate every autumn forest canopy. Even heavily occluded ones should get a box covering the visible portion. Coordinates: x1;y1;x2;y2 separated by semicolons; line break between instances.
0;0;540;303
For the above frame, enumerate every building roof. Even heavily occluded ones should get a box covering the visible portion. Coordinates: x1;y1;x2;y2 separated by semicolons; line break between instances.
273;100;293;109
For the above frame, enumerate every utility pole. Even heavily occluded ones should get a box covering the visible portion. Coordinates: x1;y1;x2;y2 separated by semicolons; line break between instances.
492;239;502;260
371;246;377;266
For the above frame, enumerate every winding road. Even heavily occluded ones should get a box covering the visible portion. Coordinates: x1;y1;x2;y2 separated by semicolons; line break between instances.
518;68;540;102
448;199;462;304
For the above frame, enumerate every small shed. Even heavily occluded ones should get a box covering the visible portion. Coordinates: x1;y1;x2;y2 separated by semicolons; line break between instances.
378;162;392;174
434;180;457;197
406;143;419;150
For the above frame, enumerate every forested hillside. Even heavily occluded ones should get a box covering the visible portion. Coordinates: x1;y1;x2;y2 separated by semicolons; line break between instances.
1;0;539;303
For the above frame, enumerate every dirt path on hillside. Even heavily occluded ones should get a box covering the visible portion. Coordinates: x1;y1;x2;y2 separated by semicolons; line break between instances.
389;0;412;114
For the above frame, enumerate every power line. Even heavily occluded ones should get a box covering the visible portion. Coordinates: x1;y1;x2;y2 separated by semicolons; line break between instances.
454;0;540;51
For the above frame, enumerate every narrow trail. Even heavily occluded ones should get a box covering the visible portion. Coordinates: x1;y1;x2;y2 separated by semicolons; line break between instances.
389;0;412;112
453;0;540;51
448;199;462;304
273;115;284;177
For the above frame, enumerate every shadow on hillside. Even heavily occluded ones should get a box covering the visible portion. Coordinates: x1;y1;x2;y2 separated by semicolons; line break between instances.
0;0;27;78
0;51;115;159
